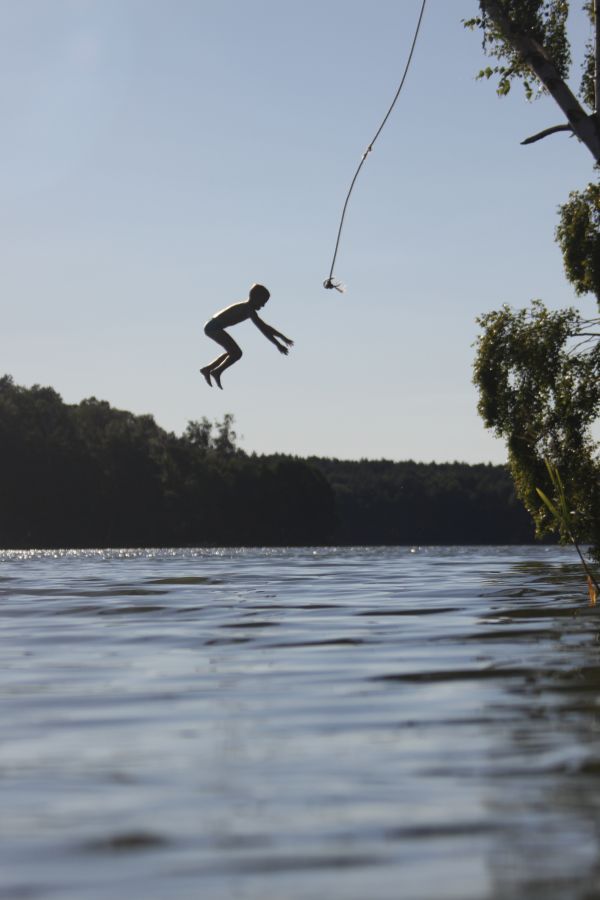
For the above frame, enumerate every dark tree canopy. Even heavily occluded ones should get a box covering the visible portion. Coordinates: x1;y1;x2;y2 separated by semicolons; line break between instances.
0;376;335;548
0;376;536;549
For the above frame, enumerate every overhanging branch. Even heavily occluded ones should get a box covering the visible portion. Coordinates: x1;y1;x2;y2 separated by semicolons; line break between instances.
480;0;600;163
521;123;573;145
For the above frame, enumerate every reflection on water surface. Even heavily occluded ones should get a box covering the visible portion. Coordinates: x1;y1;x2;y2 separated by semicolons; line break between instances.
1;546;600;899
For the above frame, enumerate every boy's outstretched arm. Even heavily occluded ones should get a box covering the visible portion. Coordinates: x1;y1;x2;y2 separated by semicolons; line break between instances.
251;313;294;354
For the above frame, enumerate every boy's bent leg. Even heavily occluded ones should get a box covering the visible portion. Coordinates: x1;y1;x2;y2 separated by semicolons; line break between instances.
208;352;228;370
211;348;241;382
201;326;237;387
210;332;243;386
200;352;227;387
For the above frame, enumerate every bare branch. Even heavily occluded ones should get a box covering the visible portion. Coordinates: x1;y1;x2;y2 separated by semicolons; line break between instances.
521;123;573;145
568;334;600;356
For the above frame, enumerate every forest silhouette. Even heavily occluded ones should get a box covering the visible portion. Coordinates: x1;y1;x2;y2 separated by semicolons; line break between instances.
0;375;538;549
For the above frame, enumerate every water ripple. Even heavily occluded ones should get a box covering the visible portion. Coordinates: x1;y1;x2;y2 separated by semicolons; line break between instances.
1;546;599;899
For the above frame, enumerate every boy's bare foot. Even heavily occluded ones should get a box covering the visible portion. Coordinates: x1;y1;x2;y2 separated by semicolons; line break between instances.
212;370;223;390
200;367;212;387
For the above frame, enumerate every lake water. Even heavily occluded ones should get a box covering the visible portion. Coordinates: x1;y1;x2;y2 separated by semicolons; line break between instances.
2;546;600;900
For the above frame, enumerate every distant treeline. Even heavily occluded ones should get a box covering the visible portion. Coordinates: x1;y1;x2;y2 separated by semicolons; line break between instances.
0;376;538;548
308;457;536;545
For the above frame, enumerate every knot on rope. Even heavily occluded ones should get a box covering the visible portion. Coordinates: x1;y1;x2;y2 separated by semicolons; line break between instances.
323;278;345;293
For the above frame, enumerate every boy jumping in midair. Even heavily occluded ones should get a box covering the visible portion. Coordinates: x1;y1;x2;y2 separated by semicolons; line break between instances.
200;283;294;389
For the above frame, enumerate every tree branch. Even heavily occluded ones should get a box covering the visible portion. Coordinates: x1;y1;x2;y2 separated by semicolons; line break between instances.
480;0;600;163
521;123;573;145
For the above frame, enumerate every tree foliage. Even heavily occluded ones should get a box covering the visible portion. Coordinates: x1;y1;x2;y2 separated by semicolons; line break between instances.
465;0;572;99
468;2;600;560
310;456;536;545
474;302;600;556
557;182;600;298
0;376;537;549
0;376;335;548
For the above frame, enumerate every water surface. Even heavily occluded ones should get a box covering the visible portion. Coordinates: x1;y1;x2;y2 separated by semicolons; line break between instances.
2;546;600;899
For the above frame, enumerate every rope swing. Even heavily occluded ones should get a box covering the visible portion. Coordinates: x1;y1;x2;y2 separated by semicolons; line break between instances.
323;0;428;292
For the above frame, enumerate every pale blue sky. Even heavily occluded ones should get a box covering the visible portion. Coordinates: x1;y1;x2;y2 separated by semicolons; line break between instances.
2;1;596;462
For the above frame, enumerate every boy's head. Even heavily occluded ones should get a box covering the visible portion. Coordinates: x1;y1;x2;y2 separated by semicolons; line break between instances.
249;283;270;309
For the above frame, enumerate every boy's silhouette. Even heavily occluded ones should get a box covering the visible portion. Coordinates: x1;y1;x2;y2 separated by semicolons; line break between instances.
201;284;293;389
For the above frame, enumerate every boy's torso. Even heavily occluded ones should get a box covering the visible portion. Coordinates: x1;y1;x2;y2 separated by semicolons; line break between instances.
209;300;256;329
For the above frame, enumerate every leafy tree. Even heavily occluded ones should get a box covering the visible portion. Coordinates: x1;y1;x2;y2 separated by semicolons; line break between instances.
474;301;600;552
183;413;239;456
0;377;336;548
183;417;214;451
468;2;600;560
0;375;539;549
556;181;600;298
465;1;599;158
310;457;536;545
213;413;239;457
